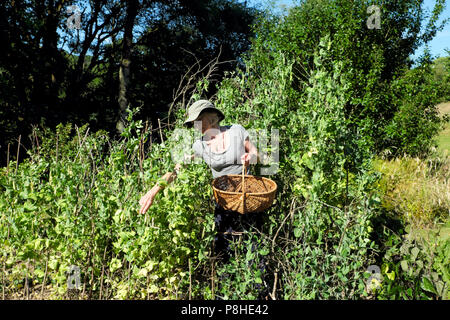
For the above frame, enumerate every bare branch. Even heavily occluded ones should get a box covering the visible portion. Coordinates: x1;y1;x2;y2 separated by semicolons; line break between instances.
167;46;234;126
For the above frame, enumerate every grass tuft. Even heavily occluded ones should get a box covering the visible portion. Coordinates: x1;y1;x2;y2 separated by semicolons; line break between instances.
374;155;450;228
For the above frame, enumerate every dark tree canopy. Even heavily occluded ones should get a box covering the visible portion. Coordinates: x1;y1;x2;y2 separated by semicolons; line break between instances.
0;0;258;165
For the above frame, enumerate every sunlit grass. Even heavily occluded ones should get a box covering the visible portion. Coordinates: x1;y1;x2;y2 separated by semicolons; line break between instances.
374;155;450;228
437;102;450;155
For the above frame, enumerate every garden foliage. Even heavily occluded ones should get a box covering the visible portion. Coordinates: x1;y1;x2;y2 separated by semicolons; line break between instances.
1;0;449;300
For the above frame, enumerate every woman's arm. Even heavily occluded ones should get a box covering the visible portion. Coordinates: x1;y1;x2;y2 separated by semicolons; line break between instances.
139;155;193;214
241;138;258;166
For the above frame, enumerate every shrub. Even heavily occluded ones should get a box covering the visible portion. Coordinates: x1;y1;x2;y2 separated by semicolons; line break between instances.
212;36;379;299
0;109;215;299
384;56;448;157
371;154;449;300
256;0;448;157
376;226;450;300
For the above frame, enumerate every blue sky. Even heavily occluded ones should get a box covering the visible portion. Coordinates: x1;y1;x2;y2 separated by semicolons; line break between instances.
248;0;450;59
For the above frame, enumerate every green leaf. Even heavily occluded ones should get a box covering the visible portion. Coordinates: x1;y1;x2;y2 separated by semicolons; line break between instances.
410;247;419;261
400;260;408;272
34;268;45;278
421;276;437;294
294;228;302;238
386;271;395;281
23;201;37;212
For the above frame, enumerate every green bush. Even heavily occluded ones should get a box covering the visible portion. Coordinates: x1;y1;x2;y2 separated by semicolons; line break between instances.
1;0;447;300
384;56;448;157
253;0;447;157
211;35;380;299
0;109;215;299
376;227;449;300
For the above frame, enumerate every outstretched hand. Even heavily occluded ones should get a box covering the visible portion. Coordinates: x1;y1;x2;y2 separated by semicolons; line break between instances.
139;165;181;215
139;186;159;215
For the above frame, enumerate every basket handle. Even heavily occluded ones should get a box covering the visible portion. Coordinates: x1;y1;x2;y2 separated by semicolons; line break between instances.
241;163;246;214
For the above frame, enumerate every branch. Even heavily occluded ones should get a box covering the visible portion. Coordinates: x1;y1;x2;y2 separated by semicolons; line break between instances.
167;46;234;125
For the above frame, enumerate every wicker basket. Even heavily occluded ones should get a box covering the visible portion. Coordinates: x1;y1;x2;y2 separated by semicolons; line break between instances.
212;165;277;214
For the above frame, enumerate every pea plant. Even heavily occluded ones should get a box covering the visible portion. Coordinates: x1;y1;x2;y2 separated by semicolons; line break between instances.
1;18;446;300
209;36;380;299
0;107;216;299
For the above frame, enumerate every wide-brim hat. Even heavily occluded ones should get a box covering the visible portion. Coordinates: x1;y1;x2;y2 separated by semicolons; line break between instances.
183;100;225;128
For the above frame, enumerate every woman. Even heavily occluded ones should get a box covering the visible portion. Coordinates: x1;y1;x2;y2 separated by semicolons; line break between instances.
138;99;268;298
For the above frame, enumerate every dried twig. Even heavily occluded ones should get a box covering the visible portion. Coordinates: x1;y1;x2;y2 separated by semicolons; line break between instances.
6;143;10;176
139;120;148;174
24;259;29;300
188;258;192;300
271;197;297;253
99;246;108;300
211;241;216;300
2;259;6;299
74;127;90;162
167;46;234;124
34;127;40;156
158;118;164;146
56;132;59;164
270;271;278;300
41;257;48;298
16;135;21;173
218;231;246;236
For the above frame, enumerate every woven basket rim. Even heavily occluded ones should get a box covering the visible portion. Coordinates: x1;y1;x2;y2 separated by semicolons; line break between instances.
212;174;277;196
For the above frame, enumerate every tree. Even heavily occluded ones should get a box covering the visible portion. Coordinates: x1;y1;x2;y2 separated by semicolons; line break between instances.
254;0;448;155
117;0;139;132
0;0;258;165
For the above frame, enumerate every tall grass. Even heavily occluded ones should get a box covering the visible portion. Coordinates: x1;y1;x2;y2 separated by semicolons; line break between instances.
374;155;450;228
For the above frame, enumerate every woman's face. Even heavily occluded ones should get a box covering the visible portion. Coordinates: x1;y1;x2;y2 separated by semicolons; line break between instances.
199;115;210;134
195;113;218;135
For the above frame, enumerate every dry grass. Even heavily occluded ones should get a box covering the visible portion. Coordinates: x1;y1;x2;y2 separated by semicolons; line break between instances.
437;101;450;116
437;102;450;155
4;284;89;300
374;155;450;228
